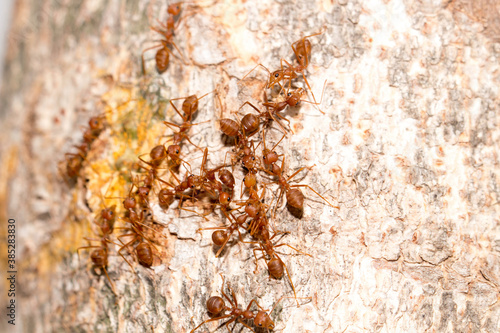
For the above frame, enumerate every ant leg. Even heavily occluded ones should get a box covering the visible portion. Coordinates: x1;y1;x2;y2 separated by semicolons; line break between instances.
276;255;299;306
189;314;233;333
238;101;264;116
301;76;326;114
179;205;209;221
138;154;156;168
269;296;312;313
291;184;337;208
183;135;203;150
219;275;235;307
101;266;117;296
224;317;240;333
252;248;265;274
273;243;312;257
234;318;255;332
76;245;100;260
286;165;313;182
241;63;271;81
246;299;267;312
267;111;291;135
169;100;188;122
169;40;188;65
272;188;285;219
163;120;183;130
141;44;162;75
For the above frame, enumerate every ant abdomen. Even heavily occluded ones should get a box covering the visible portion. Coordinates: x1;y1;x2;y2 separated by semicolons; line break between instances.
241;114;259;135
218;169;235;190
90;248;108;268
220;119;239;137
286;188;304;209
212;230;228;247
150;145;167;165
136;242;153;268
182;95;199;117
155;47;170;74
206;296;225;315
158;188;175;208
267;258;284;279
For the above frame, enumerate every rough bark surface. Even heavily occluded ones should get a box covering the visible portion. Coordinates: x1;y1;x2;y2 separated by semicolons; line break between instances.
0;0;499;332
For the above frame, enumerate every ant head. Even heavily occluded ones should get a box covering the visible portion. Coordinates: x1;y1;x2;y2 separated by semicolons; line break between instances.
101;205;116;221
167;2;182;16
187;175;196;188
245;202;259;218
167;145;181;158
269;70;283;87
88;115;105;133
254;311;274;330
219;192;231;205
137;186;150;197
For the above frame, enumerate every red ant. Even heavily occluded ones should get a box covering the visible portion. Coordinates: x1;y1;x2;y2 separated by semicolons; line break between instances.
261;129;285;171
191;274;276;332
251;227;311;305
161;92;213;166
265;156;336;215
142;3;187;74
77;206;131;294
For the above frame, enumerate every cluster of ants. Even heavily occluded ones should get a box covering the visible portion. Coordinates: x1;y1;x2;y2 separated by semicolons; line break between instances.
63;115;106;182
64;2;333;332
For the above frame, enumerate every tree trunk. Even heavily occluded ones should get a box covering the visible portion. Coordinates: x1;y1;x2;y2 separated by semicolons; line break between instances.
1;0;499;332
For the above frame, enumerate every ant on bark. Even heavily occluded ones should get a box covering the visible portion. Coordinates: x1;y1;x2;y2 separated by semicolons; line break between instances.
142;3;187;74
250;227;312;305
264;156;336;216
191;274;275;332
161;91;213;166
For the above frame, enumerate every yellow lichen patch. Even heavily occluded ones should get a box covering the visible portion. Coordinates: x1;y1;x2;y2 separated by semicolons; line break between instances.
0;146;19;266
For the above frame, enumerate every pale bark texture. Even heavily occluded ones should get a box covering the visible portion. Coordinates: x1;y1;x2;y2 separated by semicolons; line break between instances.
0;0;499;332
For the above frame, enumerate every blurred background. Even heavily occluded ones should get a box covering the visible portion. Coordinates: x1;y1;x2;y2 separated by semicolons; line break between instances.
0;0;14;89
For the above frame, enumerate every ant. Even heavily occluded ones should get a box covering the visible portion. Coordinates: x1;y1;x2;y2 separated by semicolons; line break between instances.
161;92;213;165
77;209;131;294
271;29;326;108
116;205;162;268
135;240;155;268
266;156;336;215
237;89;304;135
261;129;285;171
142;3;188;74
251;227;312;305
64;153;85;180
191;274;275;332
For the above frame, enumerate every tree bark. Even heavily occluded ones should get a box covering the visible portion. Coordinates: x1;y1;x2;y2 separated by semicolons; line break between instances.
1;0;499;332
